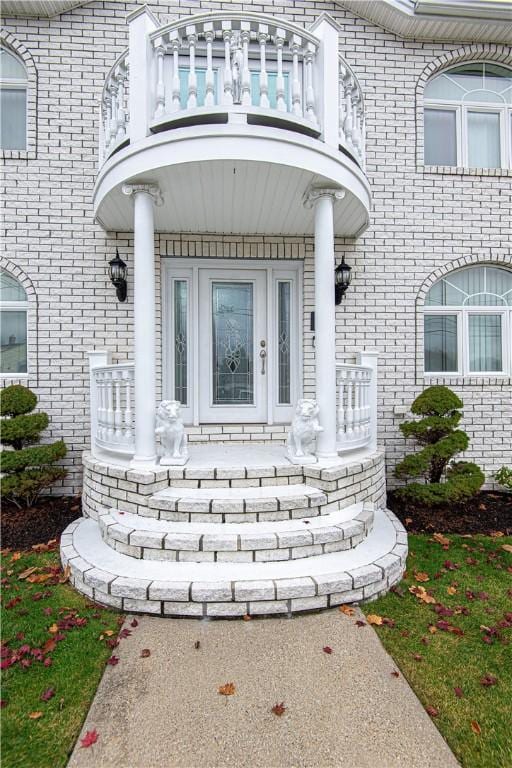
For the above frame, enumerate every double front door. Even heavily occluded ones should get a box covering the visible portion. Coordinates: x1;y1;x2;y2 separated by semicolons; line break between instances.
163;259;301;425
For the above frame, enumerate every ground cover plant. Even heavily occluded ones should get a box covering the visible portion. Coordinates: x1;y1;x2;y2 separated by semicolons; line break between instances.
363;533;512;768
1;542;122;768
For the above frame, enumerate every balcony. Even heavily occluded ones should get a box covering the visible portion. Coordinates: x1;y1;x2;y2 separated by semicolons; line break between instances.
93;8;371;237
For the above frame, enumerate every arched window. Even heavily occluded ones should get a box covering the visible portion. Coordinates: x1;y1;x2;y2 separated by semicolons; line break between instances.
0;270;28;374
423;265;512;376
424;63;512;169
0;46;28;151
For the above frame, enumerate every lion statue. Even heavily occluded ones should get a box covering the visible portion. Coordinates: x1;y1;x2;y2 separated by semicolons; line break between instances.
155;400;188;465
287;399;323;464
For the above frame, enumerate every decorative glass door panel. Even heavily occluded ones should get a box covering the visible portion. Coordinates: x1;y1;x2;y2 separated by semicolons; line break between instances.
212;282;254;405
199;269;267;423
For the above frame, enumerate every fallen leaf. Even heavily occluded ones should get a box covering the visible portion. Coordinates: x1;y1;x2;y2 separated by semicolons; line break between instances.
391;670;400;678
107;656;119;666
501;544;512;554
41;688;55;702
480;674;498;687
490;531;504;538
471;720;482;735
140;649;151;658
18;567;38;580
454;687;464;698
414;572;430;582
11;552;22;562
218;683;235;696
130;619;139;628
26;573;52;584
426;705;439;717
103;630;114;637
28;711;43;719
0;700;7;708
323;646;333;654
447;586;457;595
366;614;384;625
272;702;286;716
409;585;437;604
432;533;450;547
339;605;354;616
59;565;71;584
80;729;99;748
355;620;366;627
412;654;423;662
242;614;252;621
48;624;59;634
194;640;200;650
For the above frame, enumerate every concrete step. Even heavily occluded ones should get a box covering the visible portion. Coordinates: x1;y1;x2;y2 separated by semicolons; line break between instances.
145;483;328;522
98;503;374;563
61;508;407;618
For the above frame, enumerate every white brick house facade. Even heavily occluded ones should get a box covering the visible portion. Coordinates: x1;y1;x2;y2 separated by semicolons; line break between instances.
1;0;511;494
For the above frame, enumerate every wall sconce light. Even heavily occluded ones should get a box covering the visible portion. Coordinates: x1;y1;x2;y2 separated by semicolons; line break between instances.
108;249;127;302
335;256;352;305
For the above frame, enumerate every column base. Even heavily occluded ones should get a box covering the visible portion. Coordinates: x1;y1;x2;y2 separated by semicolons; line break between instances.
130;455;158;468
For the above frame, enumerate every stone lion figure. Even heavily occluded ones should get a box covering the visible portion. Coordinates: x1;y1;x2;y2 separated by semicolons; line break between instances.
287;399;323;464
155;400;188;465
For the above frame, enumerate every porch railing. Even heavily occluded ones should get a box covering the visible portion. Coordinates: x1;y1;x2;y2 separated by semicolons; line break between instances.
336;354;377;453
89;354;135;456
99;10;366;170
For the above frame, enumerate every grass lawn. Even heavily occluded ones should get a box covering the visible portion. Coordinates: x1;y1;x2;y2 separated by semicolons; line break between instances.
364;533;512;768
1;545;122;768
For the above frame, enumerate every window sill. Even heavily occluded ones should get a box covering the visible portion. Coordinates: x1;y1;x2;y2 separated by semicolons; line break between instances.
424;374;511;386
419;164;512;177
1;149;35;161
0;372;29;379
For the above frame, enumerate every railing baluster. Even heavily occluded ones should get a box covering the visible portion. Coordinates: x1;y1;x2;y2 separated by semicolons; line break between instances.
337;369;346;445
222;26;234;105
109;80;118;145
343;73;354;149
353;370;361;440
258;24;269;108
123;369;133;444
116;67;126;139
304;43;317;126
345;370;354;440
240;25;251;106
113;371;123;442
105;373;114;441
290;36;302;117
204;25;215;107
186;26;197;108
154;43;166;118
275;29;286;112
169;34;181;112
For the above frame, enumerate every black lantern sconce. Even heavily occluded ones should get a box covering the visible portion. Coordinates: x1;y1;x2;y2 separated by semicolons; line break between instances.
109;249;127;303
334;255;352;305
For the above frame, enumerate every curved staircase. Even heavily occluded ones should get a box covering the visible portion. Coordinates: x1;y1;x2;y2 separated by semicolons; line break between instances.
62;446;407;617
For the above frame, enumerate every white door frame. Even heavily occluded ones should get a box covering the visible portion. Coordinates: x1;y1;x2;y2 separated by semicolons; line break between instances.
162;258;303;425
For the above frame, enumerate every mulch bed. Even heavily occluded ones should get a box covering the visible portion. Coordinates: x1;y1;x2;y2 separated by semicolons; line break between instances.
388;489;512;535
1;495;82;550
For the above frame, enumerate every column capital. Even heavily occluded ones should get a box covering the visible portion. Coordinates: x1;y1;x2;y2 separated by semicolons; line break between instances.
303;185;345;209
122;183;164;206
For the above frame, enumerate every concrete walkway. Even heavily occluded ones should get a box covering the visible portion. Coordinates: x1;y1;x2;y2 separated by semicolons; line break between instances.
68;609;458;768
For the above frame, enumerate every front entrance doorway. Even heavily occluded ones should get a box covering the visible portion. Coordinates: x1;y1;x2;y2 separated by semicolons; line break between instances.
163;259;302;425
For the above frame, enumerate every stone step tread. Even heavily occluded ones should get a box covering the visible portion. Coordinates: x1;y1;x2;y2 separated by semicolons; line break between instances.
151;483;323;501
62;509;406;592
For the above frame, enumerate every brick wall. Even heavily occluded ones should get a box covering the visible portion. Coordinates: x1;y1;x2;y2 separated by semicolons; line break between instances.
1;0;511;494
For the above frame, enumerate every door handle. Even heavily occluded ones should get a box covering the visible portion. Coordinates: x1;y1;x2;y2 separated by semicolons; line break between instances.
259;348;267;375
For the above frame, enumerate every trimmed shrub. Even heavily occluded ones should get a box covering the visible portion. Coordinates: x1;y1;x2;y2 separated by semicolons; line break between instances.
394;385;484;506
495;466;512;491
0;385;67;507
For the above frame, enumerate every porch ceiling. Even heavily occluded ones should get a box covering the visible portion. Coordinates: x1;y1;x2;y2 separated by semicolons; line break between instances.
95;159;368;236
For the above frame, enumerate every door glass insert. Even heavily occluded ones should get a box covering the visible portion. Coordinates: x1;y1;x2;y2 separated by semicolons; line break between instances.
277;281;291;403
212;282;254;405
173;280;188;404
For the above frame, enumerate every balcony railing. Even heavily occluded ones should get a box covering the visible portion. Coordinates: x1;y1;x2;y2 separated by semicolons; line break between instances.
336;363;373;451
90;361;134;456
99;10;366;170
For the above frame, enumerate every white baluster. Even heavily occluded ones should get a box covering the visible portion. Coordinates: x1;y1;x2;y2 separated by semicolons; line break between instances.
222;27;234;105
290;36;302;117
116;67;127;140
275;30;286;112
96;372;105;441
351;86;361;156
109;80;118;144
304;43;317;126
186;28;197;108
113;371;123;442
104;92;112;149
343;74;354;148
123;369;133;444
106;373;114;441
154;43;166;119
204;26;215;107
169;35;181;112
353;370;361;440
240;26;251;106
337;370;346;445
258;25;269;108
346;370;354;440
338;65;346;144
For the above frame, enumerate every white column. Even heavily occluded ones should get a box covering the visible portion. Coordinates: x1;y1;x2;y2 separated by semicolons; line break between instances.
122;183;163;465
304;186;345;458
357;349;379;453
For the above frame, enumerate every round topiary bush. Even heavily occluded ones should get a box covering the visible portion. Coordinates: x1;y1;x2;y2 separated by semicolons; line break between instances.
394;385;484;506
0;384;67;508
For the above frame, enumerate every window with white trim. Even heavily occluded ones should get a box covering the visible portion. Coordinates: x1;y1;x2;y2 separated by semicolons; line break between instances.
424;63;512;169
423;265;512;376
0;47;27;151
0;270;28;374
